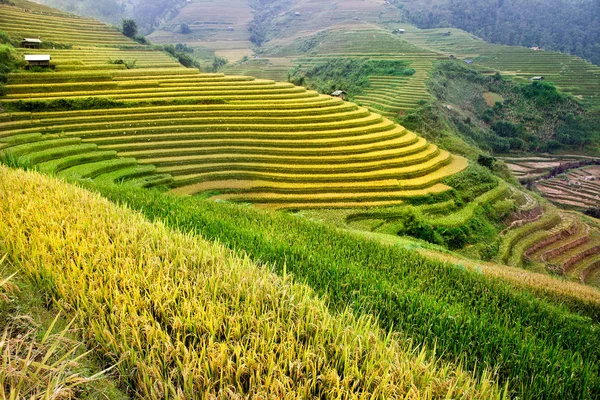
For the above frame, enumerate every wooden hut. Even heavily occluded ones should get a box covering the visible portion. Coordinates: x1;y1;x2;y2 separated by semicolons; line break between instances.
331;90;347;100
24;54;51;69
21;38;42;49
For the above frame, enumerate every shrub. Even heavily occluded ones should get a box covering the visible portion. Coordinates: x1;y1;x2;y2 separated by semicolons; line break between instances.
121;19;138;38
180;23;191;34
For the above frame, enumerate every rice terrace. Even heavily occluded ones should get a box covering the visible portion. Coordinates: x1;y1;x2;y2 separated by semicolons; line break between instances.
0;0;600;398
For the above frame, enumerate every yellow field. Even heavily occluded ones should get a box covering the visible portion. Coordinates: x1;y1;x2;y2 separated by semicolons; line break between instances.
0;166;501;397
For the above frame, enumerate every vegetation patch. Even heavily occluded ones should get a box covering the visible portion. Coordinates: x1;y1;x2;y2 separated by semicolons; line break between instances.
85;177;600;399
0;166;501;398
289;58;415;99
483;92;502;107
406;61;597;153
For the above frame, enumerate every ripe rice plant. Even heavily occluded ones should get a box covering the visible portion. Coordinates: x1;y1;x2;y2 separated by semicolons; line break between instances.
0;166;501;398
90;180;600;399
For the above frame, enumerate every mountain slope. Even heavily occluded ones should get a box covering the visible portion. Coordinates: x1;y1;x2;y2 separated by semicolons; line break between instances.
0;0;466;209
392;0;600;66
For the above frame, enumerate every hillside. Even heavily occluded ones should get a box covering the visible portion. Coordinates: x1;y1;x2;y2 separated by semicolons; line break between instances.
147;0;255;62
0;0;466;209
1;165;506;397
3;2;600;397
392;0;600;66
2;0;600;287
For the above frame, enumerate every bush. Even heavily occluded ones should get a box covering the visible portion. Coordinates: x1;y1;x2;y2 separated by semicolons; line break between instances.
175;43;194;53
122;19;138;38
289;58;415;98
520;81;565;107
585;208;600;219
163;45;200;69
180;23;191;34
477;154;496;169
211;56;228;72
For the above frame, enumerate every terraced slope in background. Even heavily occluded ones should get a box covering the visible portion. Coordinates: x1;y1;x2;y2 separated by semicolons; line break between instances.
0;0;134;47
396;24;600;109
148;0;254;62
500;202;600;287
535;166;600;210
258;27;442;118
0;0;466;210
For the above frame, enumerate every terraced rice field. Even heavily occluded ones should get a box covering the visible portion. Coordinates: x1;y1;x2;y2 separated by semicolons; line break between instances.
148;0;254;62
497;195;600;288
0;1;466;209
0;66;467;208
500;155;599;181
224;57;294;82
522;211;600;285
398;25;600;109
0;0;135;47
293;52;439;118
356;58;434;118
14;47;182;71
535;166;600;210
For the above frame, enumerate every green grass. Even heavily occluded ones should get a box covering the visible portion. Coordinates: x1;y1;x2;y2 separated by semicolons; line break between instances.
85;181;600;399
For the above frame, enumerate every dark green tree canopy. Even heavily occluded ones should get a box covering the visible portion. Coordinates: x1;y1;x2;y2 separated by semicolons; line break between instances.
122;19;138;38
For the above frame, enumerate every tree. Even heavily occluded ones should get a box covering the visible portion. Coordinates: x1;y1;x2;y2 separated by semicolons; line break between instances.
180;23;191;34
122;19;138;38
212;56;228;71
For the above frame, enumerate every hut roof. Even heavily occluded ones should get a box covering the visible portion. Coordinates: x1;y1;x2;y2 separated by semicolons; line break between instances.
24;55;51;61
331;90;346;96
22;38;42;43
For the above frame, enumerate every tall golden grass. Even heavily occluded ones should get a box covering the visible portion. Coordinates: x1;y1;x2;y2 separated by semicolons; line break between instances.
0;166;502;398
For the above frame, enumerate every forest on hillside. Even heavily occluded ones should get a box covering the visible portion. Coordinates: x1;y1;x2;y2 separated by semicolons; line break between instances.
393;0;600;66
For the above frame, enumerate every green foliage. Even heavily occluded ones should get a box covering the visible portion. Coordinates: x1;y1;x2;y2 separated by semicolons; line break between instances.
477;154;496;169
0;151;32;170
162;45;200;69
0;30;11;45
8;97;227;112
393;0;600;66
296;31;327;54
174;43;194;53
211;56;228;72
520;80;567;106
421;61;596;153
108;59;137;69
132;35;149;45
87;181;600;399
121;19;138;38
375;166;504;250
289;58;415;98
180;23;191;34
444;164;497;203
0;41;24;96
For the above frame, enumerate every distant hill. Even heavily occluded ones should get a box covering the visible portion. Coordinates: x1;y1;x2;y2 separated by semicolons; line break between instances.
31;0;187;34
392;0;600;66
